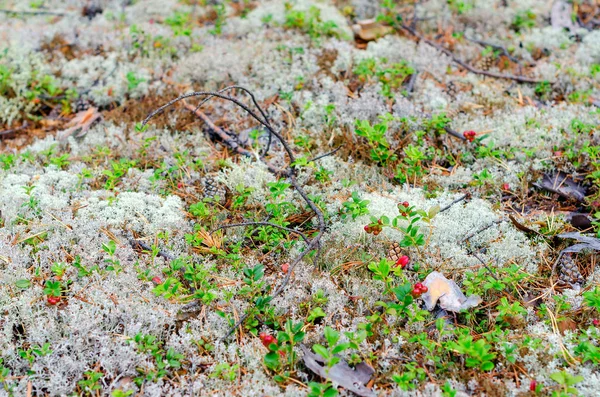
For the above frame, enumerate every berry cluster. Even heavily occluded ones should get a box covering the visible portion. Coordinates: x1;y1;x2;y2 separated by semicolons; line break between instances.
411;282;428;297
395;255;410;268
47;295;61;305
463;130;477;142
397;201;410;216
364;218;383;235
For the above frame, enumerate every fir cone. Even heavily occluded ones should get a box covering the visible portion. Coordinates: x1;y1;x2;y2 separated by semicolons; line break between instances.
557;254;584;286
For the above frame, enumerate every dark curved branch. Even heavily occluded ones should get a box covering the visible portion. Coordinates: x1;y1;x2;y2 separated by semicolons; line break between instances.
142;89;297;164
400;25;548;84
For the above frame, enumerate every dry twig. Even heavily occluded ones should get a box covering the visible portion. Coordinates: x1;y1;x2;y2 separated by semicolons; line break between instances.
142;86;328;340
400;24;548;84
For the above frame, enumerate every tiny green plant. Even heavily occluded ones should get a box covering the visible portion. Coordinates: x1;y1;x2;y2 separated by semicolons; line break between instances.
549;370;583;396
341;191;370;220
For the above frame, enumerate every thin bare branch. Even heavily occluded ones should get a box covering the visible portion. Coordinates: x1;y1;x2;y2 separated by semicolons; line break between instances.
439;193;468;213
211;222;310;245
400;24;548;84
308;145;343;163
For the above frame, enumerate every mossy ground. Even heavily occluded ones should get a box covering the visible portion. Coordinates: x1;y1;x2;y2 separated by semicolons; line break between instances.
1;0;600;396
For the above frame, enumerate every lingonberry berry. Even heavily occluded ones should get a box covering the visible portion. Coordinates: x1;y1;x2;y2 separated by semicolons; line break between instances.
47;295;61;305
593;319;600;327
151;276;162;284
395;255;410;268
259;332;277;348
529;380;537;392
502;183;510;190
463;130;477;142
281;263;290;273
411;283;428;297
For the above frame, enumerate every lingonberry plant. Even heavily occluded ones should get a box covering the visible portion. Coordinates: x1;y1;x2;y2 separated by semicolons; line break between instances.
364;201;438;253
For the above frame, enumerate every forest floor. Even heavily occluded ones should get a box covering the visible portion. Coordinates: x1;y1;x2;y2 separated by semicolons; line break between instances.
1;0;600;396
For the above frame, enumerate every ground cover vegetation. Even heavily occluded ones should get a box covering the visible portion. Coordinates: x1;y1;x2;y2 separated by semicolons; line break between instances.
1;0;600;396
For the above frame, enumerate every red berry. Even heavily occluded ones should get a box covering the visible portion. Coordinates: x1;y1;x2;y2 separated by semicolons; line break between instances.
151;276;162;284
47;295;61;305
395;255;410;268
259;332;276;348
411;283;427;297
529;380;537;392
364;225;371;233
502;183;510;190
177;182;184;189
373;229;380;236
593;319;600;327
281;263;290;273
553;151;563;157
463;130;476;142
402;201;409;208
377;218;383;225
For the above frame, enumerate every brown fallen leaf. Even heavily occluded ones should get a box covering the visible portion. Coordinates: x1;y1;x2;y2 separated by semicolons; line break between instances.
422;271;482;312
300;344;375;397
534;172;586;202
57;107;102;140
352;19;394;41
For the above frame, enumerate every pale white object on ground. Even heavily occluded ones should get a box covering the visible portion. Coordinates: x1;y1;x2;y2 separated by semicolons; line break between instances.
422;271;482;312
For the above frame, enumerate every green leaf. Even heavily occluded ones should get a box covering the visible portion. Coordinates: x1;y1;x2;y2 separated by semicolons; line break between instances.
15;279;31;289
332;343;351;354
312;344;329;359
480;361;494;371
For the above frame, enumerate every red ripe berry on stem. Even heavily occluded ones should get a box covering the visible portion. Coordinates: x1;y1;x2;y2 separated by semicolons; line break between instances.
395;255;410;268
463;130;477;142
281;263;290;273
259;332;277;348
151;276;162;284
47;295;61;305
593;319;600;327
402;201;409;208
411;283;428;297
502;183;510;190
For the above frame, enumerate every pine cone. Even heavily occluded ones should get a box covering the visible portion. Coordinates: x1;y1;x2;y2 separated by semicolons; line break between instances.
557;254;584;286
387;242;403;263
202;175;226;203
446;81;458;98
475;56;495;71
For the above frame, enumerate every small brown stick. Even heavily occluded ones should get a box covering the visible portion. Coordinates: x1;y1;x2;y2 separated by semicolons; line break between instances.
439;193;468;213
0;8;67;16
460;220;503;243
470;251;499;280
308;145;343;163
465;36;522;64
182;101;282;176
400;24;548;84
212;222;310;245
0;121;28;139
142;86;327;340
444;126;467;141
129;239;174;261
405;71;419;97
